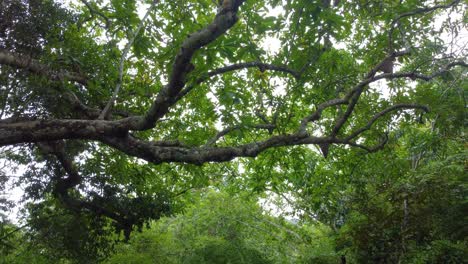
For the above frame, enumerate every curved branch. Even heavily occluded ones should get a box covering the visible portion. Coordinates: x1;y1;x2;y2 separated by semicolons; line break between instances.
328;54;465;138
300;98;348;132
329;51;409;138
382;60;467;81
388;0;462;51
0;55;464;164
344;104;429;141
39;141;142;240
176;61;299;100
138;0;246;130
342;134;389;153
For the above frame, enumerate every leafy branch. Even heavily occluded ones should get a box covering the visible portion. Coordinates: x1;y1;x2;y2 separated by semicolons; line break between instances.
98;0;158;120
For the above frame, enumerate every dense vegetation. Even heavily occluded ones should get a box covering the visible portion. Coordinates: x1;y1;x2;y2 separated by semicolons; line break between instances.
0;0;466;263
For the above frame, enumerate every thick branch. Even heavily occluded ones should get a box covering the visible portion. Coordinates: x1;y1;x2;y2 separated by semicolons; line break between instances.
40;142;137;240
0;50;88;85
138;0;246;130
327;51;464;138
0;54;464;164
37;141;81;192
329;51;409;137
0;119;129;145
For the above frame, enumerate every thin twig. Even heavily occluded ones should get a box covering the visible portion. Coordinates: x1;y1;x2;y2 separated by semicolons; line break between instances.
79;0;111;28
344;104;429;141
98;1;157;119
205;124;276;146
388;0;461;51
176;61;299;101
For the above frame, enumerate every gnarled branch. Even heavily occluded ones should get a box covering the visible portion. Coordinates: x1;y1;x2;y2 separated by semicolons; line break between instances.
138;0;246;130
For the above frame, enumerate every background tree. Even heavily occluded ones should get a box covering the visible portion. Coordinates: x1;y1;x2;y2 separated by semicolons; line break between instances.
105;190;338;264
0;0;466;262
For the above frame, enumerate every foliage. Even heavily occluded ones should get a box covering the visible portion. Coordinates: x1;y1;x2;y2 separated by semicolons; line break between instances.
0;0;466;262
105;190;338;264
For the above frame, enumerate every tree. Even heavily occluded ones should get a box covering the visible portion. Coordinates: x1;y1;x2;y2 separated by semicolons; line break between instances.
105;190;337;264
270;77;468;262
0;0;466;260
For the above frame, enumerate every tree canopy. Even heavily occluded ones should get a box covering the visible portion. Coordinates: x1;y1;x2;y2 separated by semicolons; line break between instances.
0;0;466;262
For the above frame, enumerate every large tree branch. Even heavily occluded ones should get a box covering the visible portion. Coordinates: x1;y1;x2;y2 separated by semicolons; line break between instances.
295;55;464;157
37;141;81;192
100;129;395;165
1;59;463;147
0;50;465;164
0;53;103;119
0;119;129;145
137;0;246;130
0;60;464;162
329;51;409;138
0;50;88;85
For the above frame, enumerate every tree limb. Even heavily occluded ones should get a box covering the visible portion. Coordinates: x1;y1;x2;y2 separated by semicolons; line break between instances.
342;134;389;153
206;61;300;79
329;50;428;138
0;49;88;85
138;0;246;130
300;98;348;132
0;60;464;164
